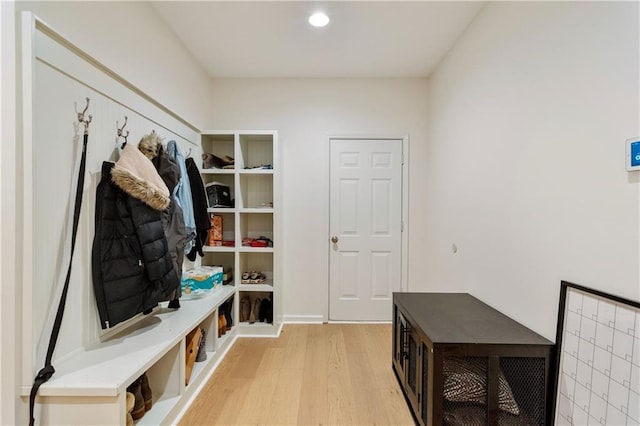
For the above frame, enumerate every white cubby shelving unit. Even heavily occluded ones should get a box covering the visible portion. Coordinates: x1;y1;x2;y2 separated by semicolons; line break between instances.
200;131;283;337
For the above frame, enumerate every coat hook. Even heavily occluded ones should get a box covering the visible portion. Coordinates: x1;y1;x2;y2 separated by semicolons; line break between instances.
77;97;92;135
186;147;192;158
117;116;129;148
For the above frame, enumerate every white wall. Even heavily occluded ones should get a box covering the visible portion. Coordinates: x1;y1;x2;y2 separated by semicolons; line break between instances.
208;78;429;321
424;1;640;340
1;1;18;424
15;1;212;129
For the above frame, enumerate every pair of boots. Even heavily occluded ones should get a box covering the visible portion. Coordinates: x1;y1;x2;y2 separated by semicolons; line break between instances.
221;300;233;331
249;297;261;324
239;296;271;324
126;372;152;421
240;296;260;323
239;296;251;322
218;314;227;337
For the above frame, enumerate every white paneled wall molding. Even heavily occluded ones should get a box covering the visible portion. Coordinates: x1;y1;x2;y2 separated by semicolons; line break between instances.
19;13;239;425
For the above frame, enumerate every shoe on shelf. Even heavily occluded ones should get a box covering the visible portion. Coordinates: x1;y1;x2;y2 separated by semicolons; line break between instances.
249;297;261;324
219;314;227;336
240;296;251;322
126;378;145;420
140;372;153;412
223;301;233;330
126;392;135;426
266;295;273;323
196;327;207;362
259;298;268;322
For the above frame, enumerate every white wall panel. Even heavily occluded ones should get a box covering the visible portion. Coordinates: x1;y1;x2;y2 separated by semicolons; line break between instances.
21;16;200;400
339;179;359;235
338;252;359;298
371;179;391;235
371;251;392;299
424;1;639;340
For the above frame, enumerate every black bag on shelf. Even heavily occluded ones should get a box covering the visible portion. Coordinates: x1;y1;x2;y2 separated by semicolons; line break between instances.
205;182;232;208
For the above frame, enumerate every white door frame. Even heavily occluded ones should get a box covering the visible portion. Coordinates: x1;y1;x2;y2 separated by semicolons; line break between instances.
327;134;409;322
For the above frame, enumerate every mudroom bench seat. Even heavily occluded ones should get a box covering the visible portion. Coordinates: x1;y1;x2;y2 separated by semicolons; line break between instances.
28;285;236;425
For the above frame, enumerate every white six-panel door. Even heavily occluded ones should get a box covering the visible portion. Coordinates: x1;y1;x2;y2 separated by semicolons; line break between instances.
329;138;403;321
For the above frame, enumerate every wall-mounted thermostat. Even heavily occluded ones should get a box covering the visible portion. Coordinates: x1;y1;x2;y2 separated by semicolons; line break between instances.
626;137;640;171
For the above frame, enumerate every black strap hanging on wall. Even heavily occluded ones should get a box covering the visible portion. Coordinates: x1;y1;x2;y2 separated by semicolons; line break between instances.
28;98;92;426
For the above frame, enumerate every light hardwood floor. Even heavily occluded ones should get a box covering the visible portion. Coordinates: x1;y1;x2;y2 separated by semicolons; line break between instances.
179;324;415;425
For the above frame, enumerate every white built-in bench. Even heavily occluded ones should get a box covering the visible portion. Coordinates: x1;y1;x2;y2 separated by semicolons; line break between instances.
34;286;236;425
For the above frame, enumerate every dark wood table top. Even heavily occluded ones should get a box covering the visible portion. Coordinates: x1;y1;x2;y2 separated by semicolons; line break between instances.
394;292;552;346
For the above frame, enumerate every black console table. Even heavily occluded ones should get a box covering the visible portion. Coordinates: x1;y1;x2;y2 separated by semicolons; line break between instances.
393;293;554;426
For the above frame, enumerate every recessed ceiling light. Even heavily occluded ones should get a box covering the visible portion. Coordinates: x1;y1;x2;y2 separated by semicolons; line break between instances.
309;12;329;27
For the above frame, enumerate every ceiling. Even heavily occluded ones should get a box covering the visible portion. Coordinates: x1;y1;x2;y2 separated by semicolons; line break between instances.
151;1;485;79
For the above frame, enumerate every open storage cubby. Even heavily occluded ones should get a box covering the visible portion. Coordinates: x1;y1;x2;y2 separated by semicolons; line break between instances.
201;133;235;165
238;252;273;291
200;131;282;338
238;291;274;327
239;134;274;169
202;173;235;209
393;293;554;426
240;212;273;242
207;211;235;246
202;252;235;286
238;174;273;209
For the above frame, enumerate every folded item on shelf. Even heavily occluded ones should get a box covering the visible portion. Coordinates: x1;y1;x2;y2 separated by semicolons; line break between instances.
241;236;273;248
244;164;272;170
202;153;234;169
251;239;268;248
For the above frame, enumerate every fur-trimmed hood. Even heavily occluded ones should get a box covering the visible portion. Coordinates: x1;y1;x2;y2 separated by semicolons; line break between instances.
138;131;180;193
138;131;163;161
111;143;170;211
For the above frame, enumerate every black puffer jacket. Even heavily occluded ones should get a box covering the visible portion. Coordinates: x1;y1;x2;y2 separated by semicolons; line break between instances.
92;160;176;329
138;132;185;300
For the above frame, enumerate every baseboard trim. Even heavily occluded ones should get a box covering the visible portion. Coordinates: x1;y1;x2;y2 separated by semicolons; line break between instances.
282;314;325;324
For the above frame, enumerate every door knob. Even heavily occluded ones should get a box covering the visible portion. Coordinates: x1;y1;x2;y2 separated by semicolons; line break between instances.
331;236;339;244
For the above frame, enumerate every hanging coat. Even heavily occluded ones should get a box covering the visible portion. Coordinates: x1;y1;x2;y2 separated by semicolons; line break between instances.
167;140;196;254
139;132;186;300
92;158;175;329
185;156;211;261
